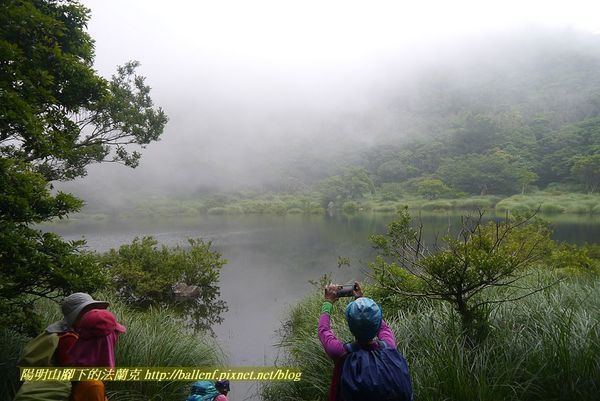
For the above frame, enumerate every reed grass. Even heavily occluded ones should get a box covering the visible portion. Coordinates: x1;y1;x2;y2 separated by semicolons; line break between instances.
496;193;600;215
106;303;223;401
66;191;599;221
0;329;29;401
263;276;600;401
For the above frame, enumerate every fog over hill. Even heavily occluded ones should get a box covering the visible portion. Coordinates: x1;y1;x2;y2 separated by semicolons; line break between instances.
59;26;600;208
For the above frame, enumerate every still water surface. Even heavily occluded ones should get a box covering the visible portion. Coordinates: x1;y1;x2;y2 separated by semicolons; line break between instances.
46;213;600;401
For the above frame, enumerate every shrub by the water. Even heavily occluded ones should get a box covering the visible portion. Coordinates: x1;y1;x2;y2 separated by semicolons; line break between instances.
421;200;453;211
101;236;227;332
541;202;566;214
207;206;228;215
342;201;359;213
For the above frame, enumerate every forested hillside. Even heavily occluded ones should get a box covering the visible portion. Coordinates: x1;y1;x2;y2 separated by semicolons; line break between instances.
278;30;600;201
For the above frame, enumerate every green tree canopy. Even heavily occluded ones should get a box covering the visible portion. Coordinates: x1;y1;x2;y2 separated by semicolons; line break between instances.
1;1;167;180
318;167;375;206
436;151;537;195
376;158;420;183
0;0;167;333
570;153;600;194
369;210;555;342
448;113;503;155
101;237;227;332
415;177;454;200
537;118;600;187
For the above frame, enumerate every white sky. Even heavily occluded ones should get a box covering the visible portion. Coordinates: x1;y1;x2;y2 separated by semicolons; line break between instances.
81;0;600;108
84;0;600;70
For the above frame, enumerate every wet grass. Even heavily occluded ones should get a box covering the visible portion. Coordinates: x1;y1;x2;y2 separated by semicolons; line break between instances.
0;329;29;401
367;192;600;216
106;302;223;401
60;191;600;222
262;276;600;401
495;193;600;215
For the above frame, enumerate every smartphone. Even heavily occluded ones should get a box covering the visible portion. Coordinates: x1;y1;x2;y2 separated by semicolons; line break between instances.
336;283;358;297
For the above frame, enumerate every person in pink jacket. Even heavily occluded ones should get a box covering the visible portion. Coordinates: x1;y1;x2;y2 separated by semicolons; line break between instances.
318;282;397;401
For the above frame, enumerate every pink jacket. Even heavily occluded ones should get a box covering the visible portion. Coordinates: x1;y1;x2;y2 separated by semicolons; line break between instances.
318;313;396;359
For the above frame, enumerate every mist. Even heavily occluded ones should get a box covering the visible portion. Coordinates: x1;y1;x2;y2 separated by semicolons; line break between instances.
59;0;600;210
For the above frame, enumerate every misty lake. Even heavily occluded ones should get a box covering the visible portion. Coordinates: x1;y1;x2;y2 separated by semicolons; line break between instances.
46;213;600;401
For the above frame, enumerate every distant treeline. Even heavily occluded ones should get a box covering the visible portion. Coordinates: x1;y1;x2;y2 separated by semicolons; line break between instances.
312;114;600;206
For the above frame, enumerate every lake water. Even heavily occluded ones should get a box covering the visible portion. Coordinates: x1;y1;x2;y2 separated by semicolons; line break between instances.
45;212;600;401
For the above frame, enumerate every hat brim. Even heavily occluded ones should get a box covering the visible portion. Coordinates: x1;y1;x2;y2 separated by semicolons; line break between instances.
66;300;109;327
45;320;70;333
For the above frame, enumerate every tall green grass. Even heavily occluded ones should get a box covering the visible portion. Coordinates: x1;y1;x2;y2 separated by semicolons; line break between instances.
67;191;599;220
0;329;29;401
496;193;600;215
106;304;223;401
1;295;223;401
263;277;600;401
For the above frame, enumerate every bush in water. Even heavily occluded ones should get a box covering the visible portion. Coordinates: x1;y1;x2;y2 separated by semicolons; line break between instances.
101;237;227;332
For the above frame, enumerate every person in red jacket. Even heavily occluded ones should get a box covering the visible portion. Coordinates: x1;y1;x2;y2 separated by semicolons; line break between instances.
68;309;126;401
46;293;110;366
13;293;111;401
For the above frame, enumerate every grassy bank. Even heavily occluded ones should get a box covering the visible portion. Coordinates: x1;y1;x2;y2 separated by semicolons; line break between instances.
495;193;600;214
262;276;600;401
0;295;223;401
365;192;600;215
65;191;600;222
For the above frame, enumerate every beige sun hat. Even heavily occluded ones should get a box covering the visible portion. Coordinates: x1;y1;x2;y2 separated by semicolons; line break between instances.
46;293;109;333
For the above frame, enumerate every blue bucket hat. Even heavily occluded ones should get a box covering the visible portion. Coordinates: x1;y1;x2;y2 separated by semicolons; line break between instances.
345;297;382;341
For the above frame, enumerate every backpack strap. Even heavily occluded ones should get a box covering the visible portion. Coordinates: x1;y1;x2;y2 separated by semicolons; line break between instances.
344;342;355;353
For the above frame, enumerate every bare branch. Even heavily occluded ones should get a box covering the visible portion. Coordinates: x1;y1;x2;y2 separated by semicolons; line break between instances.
473;279;561;309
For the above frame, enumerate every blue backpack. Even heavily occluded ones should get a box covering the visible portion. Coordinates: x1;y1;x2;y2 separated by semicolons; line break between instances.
340;341;413;401
186;381;219;401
